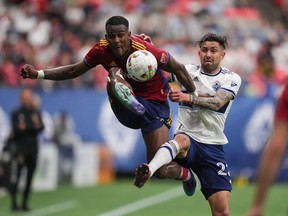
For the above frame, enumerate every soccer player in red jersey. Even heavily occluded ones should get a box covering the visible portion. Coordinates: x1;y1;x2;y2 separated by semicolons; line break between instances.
20;16;195;184
247;81;288;216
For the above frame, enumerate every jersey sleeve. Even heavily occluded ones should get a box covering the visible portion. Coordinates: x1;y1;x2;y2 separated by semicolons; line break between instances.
83;43;104;68
171;64;197;88
221;72;242;98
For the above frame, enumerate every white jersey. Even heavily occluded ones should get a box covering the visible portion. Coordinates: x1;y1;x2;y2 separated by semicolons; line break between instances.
174;64;241;145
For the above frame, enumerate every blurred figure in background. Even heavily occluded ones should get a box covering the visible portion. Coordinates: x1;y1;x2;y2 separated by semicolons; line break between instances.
246;81;288;216
0;106;11;196
10;88;44;212
52;110;80;182
0;133;15;198
33;93;55;143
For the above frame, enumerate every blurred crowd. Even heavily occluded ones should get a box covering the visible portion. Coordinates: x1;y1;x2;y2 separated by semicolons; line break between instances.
0;0;287;97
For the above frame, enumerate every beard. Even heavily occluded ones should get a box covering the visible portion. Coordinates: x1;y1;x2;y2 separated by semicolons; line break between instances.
202;63;218;73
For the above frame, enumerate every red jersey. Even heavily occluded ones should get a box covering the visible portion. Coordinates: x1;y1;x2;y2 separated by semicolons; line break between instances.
274;82;288;121
84;36;171;101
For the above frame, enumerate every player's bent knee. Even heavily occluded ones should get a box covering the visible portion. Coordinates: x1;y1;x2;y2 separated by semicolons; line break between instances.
174;134;190;152
175;134;190;145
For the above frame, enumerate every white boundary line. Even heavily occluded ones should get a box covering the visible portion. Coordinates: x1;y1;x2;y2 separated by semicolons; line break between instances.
25;200;78;216
97;186;184;216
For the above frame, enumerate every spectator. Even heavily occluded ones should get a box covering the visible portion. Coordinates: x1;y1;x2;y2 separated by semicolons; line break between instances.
52;110;81;182
1;0;287;92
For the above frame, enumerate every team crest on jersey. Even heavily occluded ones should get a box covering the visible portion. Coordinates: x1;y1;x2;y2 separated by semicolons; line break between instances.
213;81;221;91
160;53;168;64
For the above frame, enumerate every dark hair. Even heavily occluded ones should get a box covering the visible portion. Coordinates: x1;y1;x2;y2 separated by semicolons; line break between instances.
105;16;129;31
197;33;228;49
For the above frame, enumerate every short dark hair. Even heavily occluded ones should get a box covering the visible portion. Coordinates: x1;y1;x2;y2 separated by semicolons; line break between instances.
105;16;129;31
197;33;228;49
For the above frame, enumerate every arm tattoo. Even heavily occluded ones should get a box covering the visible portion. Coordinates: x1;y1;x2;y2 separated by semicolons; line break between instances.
190;89;233;111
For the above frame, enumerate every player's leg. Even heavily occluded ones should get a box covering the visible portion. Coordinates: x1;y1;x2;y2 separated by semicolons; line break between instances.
22;155;37;211
133;98;175;187
147;134;196;196
107;84;141;129
198;144;232;215
133;100;194;188
10;155;24;211
208;191;230;216
135;132;196;195
144;133;189;176
134;124;172;188
107;67;145;115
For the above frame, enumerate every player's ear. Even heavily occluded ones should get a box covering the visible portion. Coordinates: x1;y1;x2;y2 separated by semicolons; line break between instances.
128;31;131;37
105;34;108;39
221;51;226;59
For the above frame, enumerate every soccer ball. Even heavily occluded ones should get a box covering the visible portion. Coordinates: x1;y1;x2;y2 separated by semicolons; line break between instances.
126;50;157;82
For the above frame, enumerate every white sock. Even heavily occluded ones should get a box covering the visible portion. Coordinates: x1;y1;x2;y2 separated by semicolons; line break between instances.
149;140;180;176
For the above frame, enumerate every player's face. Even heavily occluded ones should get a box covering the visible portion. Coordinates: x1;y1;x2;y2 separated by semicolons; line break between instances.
105;24;131;58
198;41;225;74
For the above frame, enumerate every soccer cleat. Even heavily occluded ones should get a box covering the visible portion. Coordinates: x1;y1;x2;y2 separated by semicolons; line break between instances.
114;83;145;115
182;170;196;196
134;163;151;188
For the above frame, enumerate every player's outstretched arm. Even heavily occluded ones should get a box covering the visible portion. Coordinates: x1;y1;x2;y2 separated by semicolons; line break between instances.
20;62;91;80
162;55;195;93
169;88;233;111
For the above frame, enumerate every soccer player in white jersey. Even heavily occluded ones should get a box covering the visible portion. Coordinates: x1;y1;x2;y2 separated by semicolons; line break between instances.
134;33;241;216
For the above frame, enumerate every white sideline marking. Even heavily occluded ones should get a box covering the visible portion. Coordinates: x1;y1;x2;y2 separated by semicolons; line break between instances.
25;201;77;216
97;186;183;216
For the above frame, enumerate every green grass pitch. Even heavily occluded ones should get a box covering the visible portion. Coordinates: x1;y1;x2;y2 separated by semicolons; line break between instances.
0;178;287;216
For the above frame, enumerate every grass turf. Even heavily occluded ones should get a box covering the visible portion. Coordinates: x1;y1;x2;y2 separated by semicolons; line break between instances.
0;178;287;216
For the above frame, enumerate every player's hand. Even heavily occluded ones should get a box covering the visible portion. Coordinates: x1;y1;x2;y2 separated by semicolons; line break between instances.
168;89;189;103
134;33;154;45
20;64;38;79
